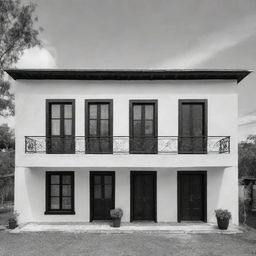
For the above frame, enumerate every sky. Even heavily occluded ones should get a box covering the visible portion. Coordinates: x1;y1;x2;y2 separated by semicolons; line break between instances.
3;0;256;140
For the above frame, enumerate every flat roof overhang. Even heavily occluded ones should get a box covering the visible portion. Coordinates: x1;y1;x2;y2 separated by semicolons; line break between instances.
4;69;252;83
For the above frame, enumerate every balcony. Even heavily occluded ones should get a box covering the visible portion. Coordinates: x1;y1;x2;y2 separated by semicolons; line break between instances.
25;136;230;154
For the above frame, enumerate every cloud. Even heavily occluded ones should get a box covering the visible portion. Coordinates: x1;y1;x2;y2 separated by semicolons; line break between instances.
154;15;256;69
17;46;57;69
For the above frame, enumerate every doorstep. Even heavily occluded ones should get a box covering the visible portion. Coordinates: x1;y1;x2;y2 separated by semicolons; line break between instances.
10;222;243;234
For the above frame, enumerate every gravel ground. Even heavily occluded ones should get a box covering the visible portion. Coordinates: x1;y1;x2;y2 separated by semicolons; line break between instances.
0;228;255;256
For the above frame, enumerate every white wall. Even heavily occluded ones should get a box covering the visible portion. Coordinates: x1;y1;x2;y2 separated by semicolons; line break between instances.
15;79;238;168
14;79;239;225
157;167;238;224
15;167;238;225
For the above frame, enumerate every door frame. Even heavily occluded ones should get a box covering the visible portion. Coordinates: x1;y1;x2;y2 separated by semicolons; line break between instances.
46;99;76;154
90;171;115;222
130;171;157;222
84;99;113;154
129;100;158;154
178;99;208;154
177;171;207;222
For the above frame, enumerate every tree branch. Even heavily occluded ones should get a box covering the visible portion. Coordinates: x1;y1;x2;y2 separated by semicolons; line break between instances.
0;36;21;67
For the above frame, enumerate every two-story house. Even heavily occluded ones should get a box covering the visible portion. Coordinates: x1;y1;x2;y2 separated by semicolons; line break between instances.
5;69;251;225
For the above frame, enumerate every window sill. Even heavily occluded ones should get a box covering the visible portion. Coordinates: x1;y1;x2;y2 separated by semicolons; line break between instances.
44;211;75;215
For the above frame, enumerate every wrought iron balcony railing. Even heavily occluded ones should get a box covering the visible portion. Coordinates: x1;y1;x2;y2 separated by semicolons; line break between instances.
25;136;230;154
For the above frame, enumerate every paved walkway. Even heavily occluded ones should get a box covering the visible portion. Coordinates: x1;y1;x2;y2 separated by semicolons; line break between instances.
10;222;243;234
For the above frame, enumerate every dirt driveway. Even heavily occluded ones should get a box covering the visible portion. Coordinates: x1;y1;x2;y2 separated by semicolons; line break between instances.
0;228;255;256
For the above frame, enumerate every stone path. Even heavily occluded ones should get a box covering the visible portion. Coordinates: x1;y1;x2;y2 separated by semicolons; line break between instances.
10;222;243;234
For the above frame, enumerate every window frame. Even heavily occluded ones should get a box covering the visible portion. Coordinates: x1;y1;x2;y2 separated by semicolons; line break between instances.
89;171;115;221
129;99;158;154
178;99;208;154
46;99;75;154
84;99;113;154
46;99;75;138
45;171;75;215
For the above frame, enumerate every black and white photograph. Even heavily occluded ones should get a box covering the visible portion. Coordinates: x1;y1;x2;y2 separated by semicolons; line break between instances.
0;0;256;255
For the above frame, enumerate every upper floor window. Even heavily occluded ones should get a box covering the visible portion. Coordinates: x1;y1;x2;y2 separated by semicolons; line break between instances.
178;99;207;154
46;100;75;154
129;100;158;154
85;100;113;154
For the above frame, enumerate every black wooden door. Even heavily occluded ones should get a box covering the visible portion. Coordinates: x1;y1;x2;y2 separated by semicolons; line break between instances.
90;172;115;221
130;101;157;154
47;101;75;154
179;100;207;153
178;172;206;222
131;172;156;221
86;101;113;153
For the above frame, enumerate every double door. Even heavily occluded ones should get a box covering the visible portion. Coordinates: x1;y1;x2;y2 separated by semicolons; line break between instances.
90;171;157;222
130;171;156;221
179;100;207;153
130;101;157;154
85;100;113;153
90;172;115;221
47;100;75;154
178;172;207;222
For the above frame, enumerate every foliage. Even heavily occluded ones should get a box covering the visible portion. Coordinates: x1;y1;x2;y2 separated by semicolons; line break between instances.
215;209;232;220
239;135;256;178
0;0;42;116
0;124;15;204
0;151;14;175
0;124;15;175
110;208;123;218
0;123;14;150
0;176;14;204
0;149;14;204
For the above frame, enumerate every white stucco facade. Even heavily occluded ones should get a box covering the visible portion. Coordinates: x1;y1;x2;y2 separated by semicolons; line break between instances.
14;77;239;225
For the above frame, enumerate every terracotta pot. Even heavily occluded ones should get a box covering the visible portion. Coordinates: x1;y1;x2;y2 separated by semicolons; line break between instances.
8;219;17;229
112;218;121;228
217;217;229;230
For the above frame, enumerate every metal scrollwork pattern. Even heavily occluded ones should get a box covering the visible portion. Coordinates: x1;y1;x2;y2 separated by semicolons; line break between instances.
25;136;230;154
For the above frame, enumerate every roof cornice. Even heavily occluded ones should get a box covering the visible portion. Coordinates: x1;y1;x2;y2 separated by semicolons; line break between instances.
4;69;252;83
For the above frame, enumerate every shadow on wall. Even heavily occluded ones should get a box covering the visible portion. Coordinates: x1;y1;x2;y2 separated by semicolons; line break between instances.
22;168;36;223
207;168;224;223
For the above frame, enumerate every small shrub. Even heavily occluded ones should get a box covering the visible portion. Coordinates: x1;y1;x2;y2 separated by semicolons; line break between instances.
8;210;19;221
110;208;123;218
215;209;232;220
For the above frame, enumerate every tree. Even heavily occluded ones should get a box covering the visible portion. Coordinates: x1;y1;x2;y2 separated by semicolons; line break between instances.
0;0;42;116
0;124;14;176
0;151;14;175
0;123;14;150
0;124;14;204
238;135;256;178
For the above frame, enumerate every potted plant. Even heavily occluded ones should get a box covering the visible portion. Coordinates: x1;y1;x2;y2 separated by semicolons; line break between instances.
215;209;231;230
8;210;19;229
110;208;123;228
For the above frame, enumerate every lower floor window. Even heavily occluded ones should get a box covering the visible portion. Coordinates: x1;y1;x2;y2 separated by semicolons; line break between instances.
45;171;75;214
